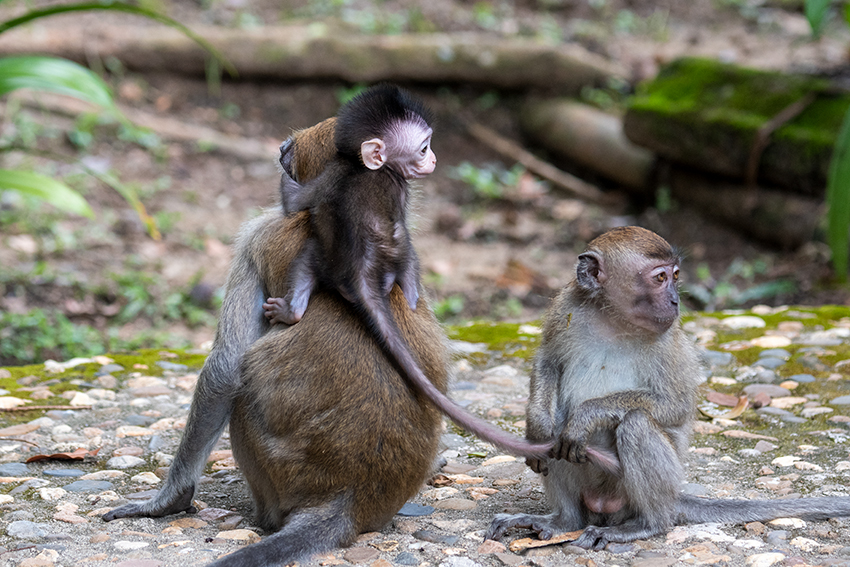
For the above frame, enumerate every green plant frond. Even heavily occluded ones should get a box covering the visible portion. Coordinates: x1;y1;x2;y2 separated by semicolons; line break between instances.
804;0;832;38
0;2;237;77
0;169;94;218
827;108;850;280
0;56;117;110
83;168;161;240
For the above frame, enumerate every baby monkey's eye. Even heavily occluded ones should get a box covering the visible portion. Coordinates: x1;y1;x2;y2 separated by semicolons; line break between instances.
673;269;679;281
420;144;428;155
655;272;667;283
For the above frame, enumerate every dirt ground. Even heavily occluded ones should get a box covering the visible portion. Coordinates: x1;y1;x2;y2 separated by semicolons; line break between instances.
2;0;850;352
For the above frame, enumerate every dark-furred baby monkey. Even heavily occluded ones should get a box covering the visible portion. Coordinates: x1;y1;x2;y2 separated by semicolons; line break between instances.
487;226;850;550
264;84;551;460
263;84;433;325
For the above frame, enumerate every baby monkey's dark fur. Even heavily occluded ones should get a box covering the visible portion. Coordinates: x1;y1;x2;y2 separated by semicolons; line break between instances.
487;226;850;550
266;85;552;460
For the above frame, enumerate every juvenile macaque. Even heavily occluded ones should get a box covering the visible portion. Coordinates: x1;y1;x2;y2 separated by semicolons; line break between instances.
487;226;850;550
263;84;434;326
263;84;551;460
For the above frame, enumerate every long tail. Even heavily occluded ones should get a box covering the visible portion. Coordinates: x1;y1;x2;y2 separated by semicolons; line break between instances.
359;294;551;460
206;497;356;567
677;494;850;525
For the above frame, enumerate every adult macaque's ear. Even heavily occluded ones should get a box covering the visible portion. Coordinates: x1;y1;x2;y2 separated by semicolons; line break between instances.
576;251;607;291
361;138;386;170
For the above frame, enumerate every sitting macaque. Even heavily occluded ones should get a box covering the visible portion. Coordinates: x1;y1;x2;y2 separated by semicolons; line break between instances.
487;226;850;550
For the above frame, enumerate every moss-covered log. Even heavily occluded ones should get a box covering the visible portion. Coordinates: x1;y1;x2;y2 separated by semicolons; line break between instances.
624;58;850;196
0;23;624;93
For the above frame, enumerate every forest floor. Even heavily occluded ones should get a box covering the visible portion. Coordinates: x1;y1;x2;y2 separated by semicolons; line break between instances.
1;0;850;355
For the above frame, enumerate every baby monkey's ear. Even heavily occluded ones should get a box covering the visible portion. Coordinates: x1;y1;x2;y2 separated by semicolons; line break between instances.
361;138;387;170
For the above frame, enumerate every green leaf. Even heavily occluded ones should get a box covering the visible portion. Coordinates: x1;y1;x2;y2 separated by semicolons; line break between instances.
804;0;831;38
826;107;850;279
0;56;116;110
0;169;94;217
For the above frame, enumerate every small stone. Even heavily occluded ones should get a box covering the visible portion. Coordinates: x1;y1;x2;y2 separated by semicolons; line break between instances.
63;480;113;493
433;498;477;511
703;350;734;367
755;357;786;369
44;469;84;477
754;441;777;452
218;515;243;530
743;384;791;398
790;374;816;383
832;395;850;405
81;470;126;480
156;361;188;372
116;426;152;438
745;553;786;567
721;316;766;329
478;540;506;554
19;549;58;567
789;536;820;551
107;456;145;469
801;407;833;418
216;529;260;543
769;518;806;528
771;456;801;467
0;463;29;476
395;552;420;566
422;487;459;500
131;472;160;484
114;447;145;458
90;533;110;543
7;520;50;539
769;397;807;409
169;517;208;529
39;487;67;501
751;336;792;348
69;392;95;406
114;541;150;550
413;529;460;545
396;503;434;517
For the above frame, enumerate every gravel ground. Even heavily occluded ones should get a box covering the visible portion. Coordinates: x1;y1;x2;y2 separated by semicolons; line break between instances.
2;308;850;565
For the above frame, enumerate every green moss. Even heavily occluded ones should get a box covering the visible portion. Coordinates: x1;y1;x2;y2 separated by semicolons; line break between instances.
446;321;541;361
627;58;850;193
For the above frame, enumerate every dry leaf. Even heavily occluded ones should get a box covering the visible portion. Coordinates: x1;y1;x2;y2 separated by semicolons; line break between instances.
509;530;584;552
26;447;99;463
699;395;748;419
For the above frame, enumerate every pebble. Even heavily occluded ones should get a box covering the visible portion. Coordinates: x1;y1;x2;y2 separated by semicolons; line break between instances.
107;456;146;469
7;520;51;539
43;469;84;477
721;315;766;329
62;480;113;493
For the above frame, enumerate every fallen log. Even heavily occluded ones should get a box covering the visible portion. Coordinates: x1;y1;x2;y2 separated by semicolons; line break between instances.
0;22;625;93
520;99;655;191
669;167;823;249
624;57;850;196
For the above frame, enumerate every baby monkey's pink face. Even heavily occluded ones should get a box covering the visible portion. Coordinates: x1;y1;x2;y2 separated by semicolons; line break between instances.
385;116;436;179
404;127;436;179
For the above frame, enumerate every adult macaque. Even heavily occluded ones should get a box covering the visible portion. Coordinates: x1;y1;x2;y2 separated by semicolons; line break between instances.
487;226;850;550
101;117;343;522
263;84;551;460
